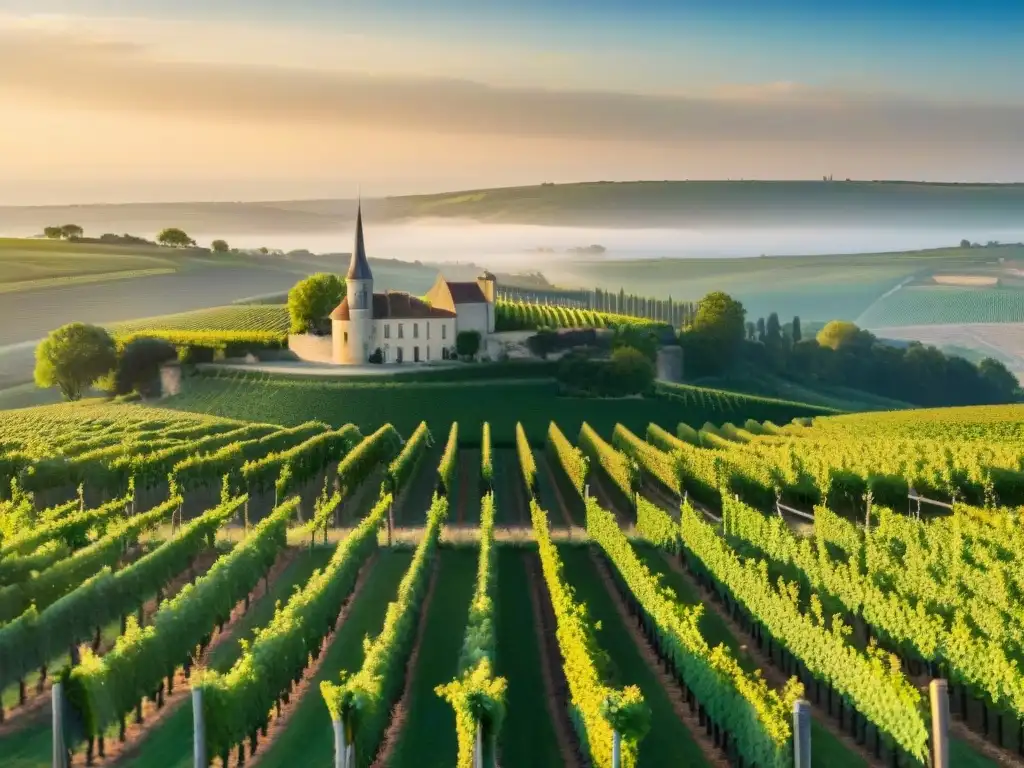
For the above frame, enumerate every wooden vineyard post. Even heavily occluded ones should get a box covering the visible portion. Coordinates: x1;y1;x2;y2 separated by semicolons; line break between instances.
930;680;950;768
611;729;622;768
52;681;66;768
192;687;206;767
793;699;811;768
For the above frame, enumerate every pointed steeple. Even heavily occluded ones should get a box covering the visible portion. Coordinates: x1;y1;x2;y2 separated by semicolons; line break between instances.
347;198;373;280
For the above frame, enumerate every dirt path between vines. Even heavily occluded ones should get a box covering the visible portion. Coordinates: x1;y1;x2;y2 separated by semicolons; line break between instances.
71;547;299;767
241;552;380;767
658;551;887;768
504;451;530;527
370;557;440;768
524;553;584;768
0;548;222;735
588;551;732;768
538;453;576;529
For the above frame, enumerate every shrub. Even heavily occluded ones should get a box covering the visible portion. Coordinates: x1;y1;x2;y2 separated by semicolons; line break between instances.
114;337;178;397
456;330;482;360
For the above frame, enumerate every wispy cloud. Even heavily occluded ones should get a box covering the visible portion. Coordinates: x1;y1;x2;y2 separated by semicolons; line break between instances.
1;24;1022;145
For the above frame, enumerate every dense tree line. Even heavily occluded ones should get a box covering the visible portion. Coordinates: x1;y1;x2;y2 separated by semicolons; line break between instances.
681;297;1021;407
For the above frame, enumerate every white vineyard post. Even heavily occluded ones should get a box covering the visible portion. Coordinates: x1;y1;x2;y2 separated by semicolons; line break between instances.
474;720;484;768
585;483;590;501
332;719;345;768
611;730;622;768
388;496;395;547
52;681;66;768
793;699;811;768
192;687;206;767
930;680;950;768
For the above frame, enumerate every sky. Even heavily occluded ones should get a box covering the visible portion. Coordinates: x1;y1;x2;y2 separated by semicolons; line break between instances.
1;0;1023;205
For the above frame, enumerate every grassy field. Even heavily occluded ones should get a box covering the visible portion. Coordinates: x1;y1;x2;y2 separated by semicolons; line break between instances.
0;238;179;285
545;244;1024;324
162;375;829;444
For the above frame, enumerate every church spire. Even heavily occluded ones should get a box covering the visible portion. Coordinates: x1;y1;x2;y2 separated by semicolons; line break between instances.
347;198;373;280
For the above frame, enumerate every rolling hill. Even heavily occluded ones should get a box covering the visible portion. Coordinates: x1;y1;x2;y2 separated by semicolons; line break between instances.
3;181;1024;234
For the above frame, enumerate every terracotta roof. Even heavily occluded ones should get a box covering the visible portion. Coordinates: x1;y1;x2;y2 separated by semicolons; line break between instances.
330;291;455;321
329;300;351;321
445;281;487;304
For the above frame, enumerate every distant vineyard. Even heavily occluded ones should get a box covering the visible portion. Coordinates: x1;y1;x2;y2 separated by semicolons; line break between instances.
494;299;670;332
109;305;290;336
859;285;1024;327
497;285;698;327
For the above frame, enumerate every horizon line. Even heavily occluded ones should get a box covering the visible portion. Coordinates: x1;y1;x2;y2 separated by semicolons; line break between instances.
5;177;1024;210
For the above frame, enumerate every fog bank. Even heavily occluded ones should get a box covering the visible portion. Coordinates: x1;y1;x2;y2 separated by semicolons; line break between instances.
203;220;1024;267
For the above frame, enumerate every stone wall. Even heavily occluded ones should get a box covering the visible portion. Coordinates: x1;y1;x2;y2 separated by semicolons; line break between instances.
158;362;182;397
656;346;684;383
289;333;335;364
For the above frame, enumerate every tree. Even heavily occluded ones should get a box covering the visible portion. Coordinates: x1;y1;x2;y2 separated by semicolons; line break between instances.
287;273;345;334
816;320;873;351
792;316;802;343
765;313;782;345
960;239;971;248
258;246;270;255
689;291;746;372
60;224;84;240
114;337;178;397
211;239;230;253
756;318;766;342
34;323;117;401
977;358;1019;399
156;227;197;248
456;330;482;360
43;226;63;239
745;321;756;341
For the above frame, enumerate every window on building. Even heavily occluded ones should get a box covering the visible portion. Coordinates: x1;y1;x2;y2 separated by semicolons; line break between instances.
398;323;404;339
397;347;403;363
426;323;431;340
343;332;348;343
427;346;431;360
413;323;419;339
384;324;390;339
442;324;447;340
